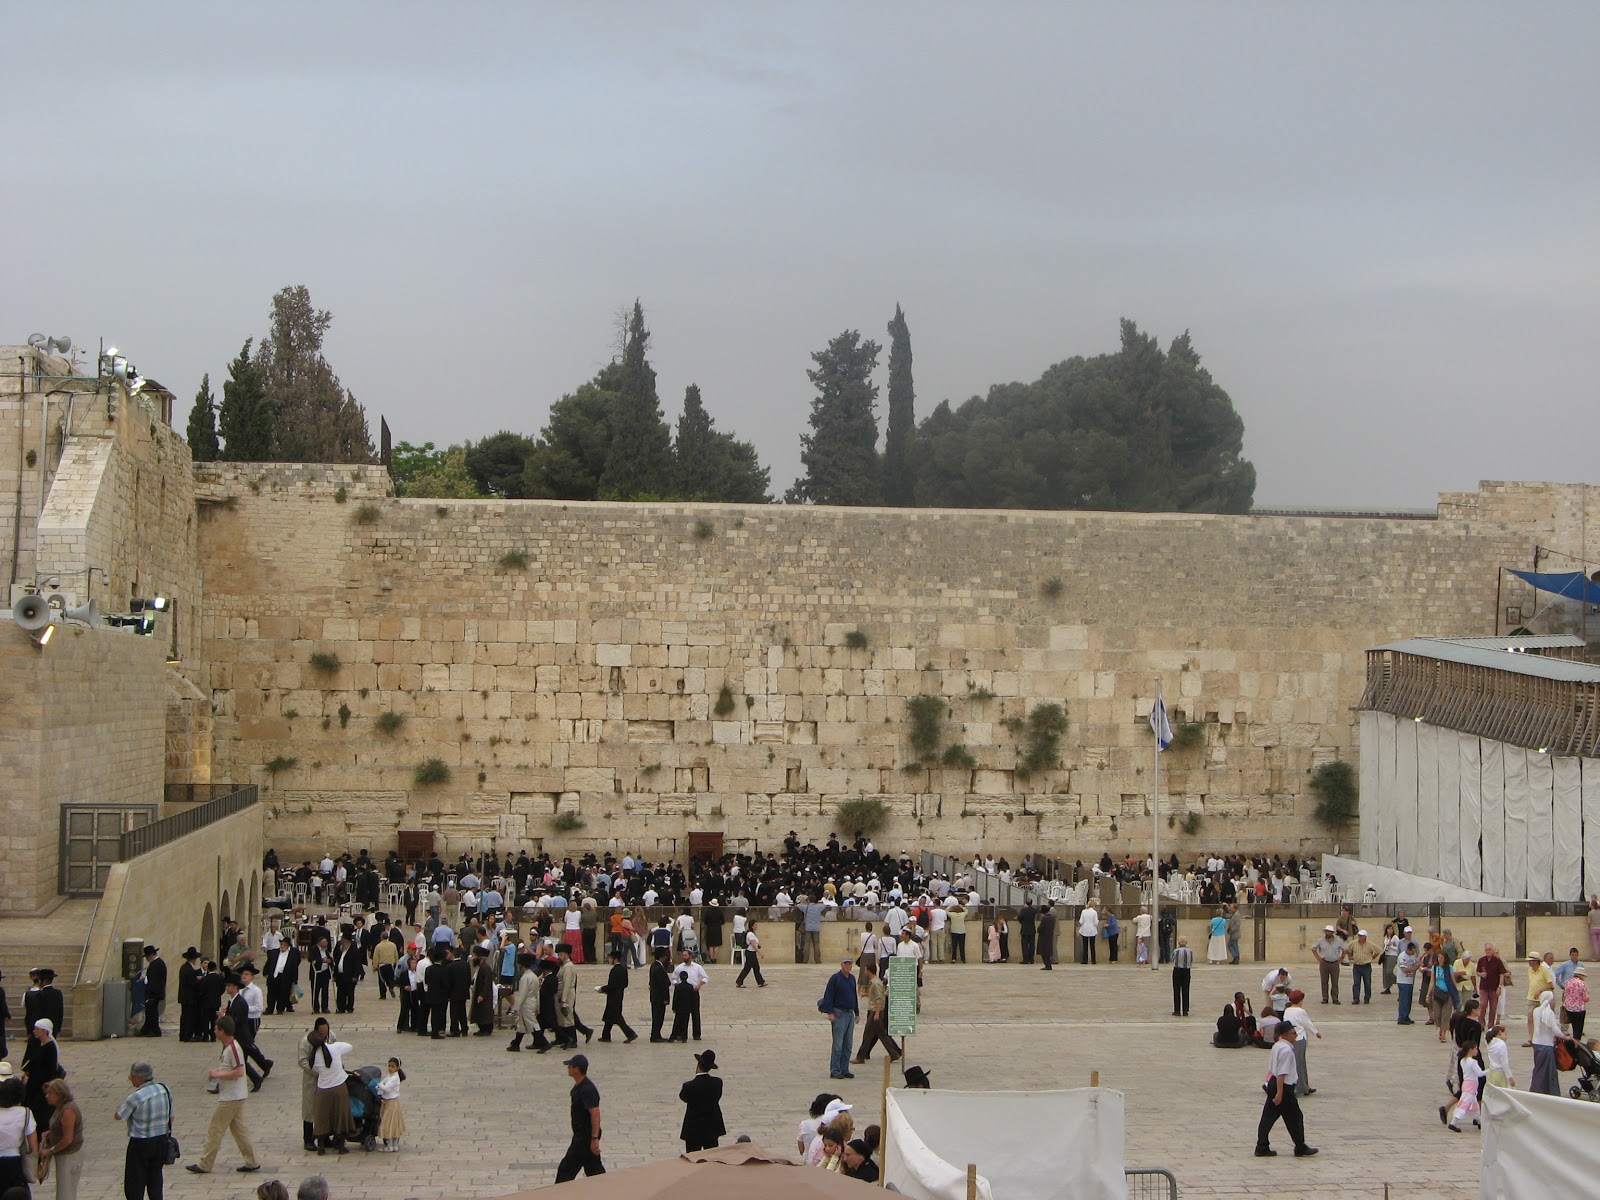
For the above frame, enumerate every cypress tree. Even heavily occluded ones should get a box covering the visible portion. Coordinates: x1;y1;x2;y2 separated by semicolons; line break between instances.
673;384;717;499
599;300;673;499
788;329;881;506
186;373;220;462
217;340;274;462
882;304;916;506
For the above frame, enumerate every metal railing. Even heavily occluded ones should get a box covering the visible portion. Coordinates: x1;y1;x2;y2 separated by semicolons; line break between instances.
119;784;258;860
1125;1167;1179;1198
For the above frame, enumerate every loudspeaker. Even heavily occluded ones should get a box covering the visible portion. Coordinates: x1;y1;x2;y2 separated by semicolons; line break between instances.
64;598;100;629
13;593;52;631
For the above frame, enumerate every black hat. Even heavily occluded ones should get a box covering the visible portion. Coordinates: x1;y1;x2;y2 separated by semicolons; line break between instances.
35;968;55;982
903;1065;931;1088
181;947;200;960
143;946;159;957
695;1049;718;1071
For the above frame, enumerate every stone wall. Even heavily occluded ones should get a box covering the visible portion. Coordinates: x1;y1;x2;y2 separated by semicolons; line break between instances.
0;625;168;913
198;466;1574;864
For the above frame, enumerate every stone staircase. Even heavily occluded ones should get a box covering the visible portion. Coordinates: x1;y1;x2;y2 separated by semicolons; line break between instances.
0;898;101;1043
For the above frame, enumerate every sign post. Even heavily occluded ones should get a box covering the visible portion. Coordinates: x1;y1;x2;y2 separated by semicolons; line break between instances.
886;955;918;1039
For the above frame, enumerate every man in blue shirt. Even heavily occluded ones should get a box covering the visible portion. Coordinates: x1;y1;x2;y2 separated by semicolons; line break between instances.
819;958;860;1080
800;901;825;964
115;1060;172;1199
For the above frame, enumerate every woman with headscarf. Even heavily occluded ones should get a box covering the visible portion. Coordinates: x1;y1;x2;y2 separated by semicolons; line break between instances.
310;1025;355;1154
296;1020;327;1152
20;1018;60;1134
1214;1003;1244;1048
1530;991;1561;1095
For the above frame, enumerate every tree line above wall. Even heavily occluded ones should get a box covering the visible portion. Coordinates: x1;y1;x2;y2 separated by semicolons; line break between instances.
187;288;1255;514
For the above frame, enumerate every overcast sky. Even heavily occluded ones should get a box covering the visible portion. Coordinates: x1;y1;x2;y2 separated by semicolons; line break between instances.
3;2;1595;508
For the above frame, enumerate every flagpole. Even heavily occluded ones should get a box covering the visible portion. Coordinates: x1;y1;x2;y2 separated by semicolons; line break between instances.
1151;679;1160;972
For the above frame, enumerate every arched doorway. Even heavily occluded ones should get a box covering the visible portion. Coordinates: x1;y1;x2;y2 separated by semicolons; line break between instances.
199;903;215;966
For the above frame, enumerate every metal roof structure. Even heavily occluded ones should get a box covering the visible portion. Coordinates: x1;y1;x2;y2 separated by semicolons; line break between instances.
1429;634;1586;654
1369;638;1600;684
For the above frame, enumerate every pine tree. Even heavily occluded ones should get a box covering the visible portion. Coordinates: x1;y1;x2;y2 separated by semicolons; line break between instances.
217;340;274;461
598;301;673;499
255;285;374;463
882;304;916;506
788;330;881;506
674;384;772;503
185;373;220;462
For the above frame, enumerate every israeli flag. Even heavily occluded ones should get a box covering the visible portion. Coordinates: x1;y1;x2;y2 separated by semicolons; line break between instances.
1149;694;1173;751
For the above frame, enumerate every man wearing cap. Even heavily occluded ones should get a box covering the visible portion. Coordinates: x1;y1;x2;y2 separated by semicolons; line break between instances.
678;1049;725;1153
1310;927;1346;1005
819;957;859;1080
136;947;167;1036
1282;990;1321;1097
1346;930;1380;1005
1254;1022;1316;1159
178;948;205;1041
554;1054;605;1182
1524;951;1556;1047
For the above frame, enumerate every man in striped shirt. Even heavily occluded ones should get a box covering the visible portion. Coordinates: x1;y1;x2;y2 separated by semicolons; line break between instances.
115;1060;172;1199
1172;936;1194;1016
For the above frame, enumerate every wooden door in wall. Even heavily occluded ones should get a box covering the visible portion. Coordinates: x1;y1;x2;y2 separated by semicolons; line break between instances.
687;831;724;870
397;830;435;866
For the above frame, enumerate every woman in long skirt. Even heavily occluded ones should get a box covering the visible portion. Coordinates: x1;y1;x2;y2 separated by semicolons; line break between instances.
1206;909;1229;965
310;1031;356;1154
1530;991;1562;1095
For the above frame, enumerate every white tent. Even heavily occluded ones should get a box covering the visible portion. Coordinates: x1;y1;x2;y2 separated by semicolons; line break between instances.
883;1087;1125;1200
1481;1084;1600;1199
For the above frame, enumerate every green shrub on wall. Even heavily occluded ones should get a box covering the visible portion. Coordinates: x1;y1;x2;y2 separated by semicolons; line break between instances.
1310;760;1358;826
835;797;888;838
415;758;450;785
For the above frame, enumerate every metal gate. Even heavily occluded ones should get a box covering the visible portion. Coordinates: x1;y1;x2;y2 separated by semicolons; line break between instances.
59;805;157;895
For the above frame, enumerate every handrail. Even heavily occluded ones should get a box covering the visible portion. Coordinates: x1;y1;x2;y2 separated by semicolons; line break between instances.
119;784;258;861
73;898;100;986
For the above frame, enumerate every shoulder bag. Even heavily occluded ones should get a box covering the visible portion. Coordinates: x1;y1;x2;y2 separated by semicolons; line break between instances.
161;1084;180;1164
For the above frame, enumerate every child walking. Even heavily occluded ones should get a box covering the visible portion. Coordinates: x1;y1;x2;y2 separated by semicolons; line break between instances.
376;1057;407;1151
1443;1043;1484;1132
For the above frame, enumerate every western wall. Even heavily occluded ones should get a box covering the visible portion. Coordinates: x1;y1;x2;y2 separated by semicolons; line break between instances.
192;462;1598;864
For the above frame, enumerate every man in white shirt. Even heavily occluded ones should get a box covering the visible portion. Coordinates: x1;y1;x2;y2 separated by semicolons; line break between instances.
1255;1022;1316;1157
319;856;334;877
1133;910;1153;964
688;886;704;906
1311;927;1347;1005
884;904;908;940
643;886;660;908
1078;902;1099;964
928;905;948;963
1283;990;1321;1097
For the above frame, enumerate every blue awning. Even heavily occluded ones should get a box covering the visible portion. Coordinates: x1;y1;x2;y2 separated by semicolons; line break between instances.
1509;569;1600;605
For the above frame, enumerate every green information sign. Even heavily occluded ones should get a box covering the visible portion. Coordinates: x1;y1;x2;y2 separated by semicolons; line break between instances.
886;953;918;1037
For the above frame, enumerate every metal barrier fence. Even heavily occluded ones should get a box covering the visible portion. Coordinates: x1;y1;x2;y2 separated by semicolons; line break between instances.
920;852;1035;908
1124;1167;1179;1199
120;784;258;860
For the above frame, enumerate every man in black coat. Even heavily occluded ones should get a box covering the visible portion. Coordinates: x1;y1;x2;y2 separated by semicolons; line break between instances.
197;960;227;1041
424;948;451;1039
447;946;472;1036
177;948;205;1040
333;934;363;1014
1037;905;1057;971
24;969;65;1038
648;947;671;1042
678;1048;726;1152
1018;899;1038;965
222;975;264;1090
139;947;167;1036
598;948;637;1043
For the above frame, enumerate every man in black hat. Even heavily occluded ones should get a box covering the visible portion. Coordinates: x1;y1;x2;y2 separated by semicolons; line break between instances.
648;947;671;1043
177;948;204;1041
678;1048;725;1153
138;947;167;1036
597;948;637;1044
554;1054;605;1182
25;968;64;1038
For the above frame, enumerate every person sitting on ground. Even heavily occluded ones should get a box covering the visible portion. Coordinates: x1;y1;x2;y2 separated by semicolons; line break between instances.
1253;1009;1282;1048
1233;992;1258;1040
1215;1003;1245;1048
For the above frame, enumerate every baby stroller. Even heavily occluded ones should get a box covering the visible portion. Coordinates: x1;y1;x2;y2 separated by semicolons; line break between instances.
345;1065;384;1150
1558;1036;1600;1103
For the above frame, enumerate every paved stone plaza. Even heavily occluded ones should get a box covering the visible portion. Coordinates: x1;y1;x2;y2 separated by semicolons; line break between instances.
51;959;1505;1199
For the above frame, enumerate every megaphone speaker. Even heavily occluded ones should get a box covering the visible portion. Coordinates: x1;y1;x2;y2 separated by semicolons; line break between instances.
14;594;52;632
65;598;100;629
